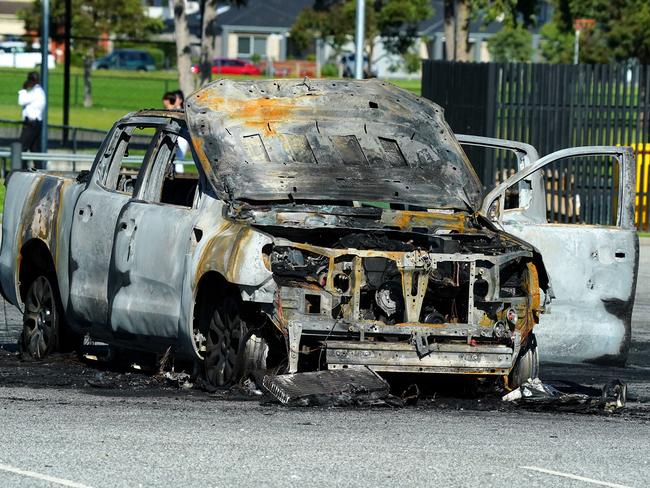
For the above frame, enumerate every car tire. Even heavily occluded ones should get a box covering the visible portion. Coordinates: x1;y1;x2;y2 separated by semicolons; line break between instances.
19;275;60;359
509;333;539;389
200;293;249;387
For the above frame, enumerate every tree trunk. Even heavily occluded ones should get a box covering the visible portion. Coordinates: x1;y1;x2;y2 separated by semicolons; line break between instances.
444;0;455;60
366;39;375;78
83;50;93;108
455;0;471;62
444;0;471;61
172;0;195;96
199;0;219;87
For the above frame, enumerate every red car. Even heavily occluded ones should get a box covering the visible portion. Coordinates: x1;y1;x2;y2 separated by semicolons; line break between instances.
191;58;262;76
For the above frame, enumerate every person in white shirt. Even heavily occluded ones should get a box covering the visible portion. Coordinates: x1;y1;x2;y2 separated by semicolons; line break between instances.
18;71;46;153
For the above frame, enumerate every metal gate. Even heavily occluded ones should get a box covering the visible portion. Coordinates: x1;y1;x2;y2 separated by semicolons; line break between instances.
422;61;650;229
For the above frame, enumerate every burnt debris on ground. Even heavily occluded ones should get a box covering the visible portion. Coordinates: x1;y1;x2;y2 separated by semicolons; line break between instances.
502;377;627;413
1;347;647;418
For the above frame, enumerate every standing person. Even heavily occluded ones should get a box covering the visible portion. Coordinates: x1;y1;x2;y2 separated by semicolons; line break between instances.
18;71;46;156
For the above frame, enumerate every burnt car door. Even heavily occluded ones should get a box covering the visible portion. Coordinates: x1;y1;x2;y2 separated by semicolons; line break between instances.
474;141;638;365
107;119;199;343
68;121;161;331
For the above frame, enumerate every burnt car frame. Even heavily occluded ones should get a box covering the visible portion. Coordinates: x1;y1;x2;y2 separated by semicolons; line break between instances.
0;79;638;388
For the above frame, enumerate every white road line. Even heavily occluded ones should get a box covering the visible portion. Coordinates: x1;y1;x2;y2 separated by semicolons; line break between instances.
0;463;93;488
520;466;635;488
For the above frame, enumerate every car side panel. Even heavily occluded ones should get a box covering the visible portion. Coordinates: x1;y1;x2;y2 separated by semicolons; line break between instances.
0;171;83;311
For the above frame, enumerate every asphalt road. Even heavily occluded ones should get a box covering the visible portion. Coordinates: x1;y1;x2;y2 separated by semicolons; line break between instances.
0;242;648;487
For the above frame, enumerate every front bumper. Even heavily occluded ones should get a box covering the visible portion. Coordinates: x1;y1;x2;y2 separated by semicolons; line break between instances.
326;339;518;375
284;314;522;375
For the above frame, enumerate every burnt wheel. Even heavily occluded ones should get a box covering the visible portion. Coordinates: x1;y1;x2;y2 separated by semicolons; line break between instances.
19;275;59;359
202;295;248;387
509;333;539;389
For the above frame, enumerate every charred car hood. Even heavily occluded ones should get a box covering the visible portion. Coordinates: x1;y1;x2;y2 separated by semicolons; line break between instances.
185;79;483;210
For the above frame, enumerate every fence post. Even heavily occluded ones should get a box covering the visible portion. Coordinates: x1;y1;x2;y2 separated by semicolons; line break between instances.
74;74;79;107
10;141;23;170
483;62;499;185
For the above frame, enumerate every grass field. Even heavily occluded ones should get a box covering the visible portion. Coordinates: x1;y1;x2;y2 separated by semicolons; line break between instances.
0;67;421;130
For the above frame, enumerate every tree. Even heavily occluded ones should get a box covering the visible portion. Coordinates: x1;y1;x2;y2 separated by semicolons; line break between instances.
170;1;248;92
444;0;470;61
198;1;247;87
444;0;540;62
488;24;533;62
290;2;351;58
172;0;195;96
290;0;433;74
20;0;159;107
541;0;650;64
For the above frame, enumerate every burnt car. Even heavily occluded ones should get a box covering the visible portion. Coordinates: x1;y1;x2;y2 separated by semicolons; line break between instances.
0;79;638;388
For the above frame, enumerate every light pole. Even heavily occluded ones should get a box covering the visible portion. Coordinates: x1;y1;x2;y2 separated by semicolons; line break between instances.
40;0;49;153
63;0;71;145
573;18;595;65
354;0;365;80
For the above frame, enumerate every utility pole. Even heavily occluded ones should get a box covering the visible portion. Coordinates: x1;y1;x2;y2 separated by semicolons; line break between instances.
40;0;49;153
354;0;365;80
573;19;595;66
63;0;71;145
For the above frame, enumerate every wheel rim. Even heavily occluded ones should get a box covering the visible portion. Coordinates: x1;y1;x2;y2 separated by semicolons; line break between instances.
22;276;57;359
204;297;244;386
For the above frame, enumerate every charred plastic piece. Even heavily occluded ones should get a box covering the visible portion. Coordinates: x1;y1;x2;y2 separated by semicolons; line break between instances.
263;368;390;406
502;378;627;413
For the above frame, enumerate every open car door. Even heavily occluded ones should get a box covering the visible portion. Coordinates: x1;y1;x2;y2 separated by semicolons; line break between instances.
471;140;638;365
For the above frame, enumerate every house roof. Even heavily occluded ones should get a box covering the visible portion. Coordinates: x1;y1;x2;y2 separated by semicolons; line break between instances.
217;0;313;29
171;0;547;39
177;0;313;34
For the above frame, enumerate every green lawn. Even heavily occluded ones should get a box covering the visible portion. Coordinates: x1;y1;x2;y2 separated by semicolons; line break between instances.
1;67;421;130
390;78;421;95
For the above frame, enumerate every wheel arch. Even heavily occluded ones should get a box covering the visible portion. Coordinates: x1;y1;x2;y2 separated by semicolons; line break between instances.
190;270;234;358
18;238;56;303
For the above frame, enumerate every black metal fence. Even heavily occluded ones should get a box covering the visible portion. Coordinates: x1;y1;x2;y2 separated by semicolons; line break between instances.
422;61;650;230
0;118;107;152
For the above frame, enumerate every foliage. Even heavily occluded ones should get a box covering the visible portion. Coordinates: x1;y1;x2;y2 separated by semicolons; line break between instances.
320;63;339;77
19;0;161;105
401;50;423;73
290;2;351;55
539;21;573;63
468;0;539;27
19;0;161;50
290;0;433;68
541;0;650;64
445;0;540;62
488;24;534;62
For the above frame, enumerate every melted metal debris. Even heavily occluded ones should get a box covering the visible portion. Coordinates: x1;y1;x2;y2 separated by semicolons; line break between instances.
263;367;391;407
503;377;627;413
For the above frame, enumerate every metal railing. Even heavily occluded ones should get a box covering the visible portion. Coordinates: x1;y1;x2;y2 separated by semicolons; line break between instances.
0;118;108;153
0;144;192;177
